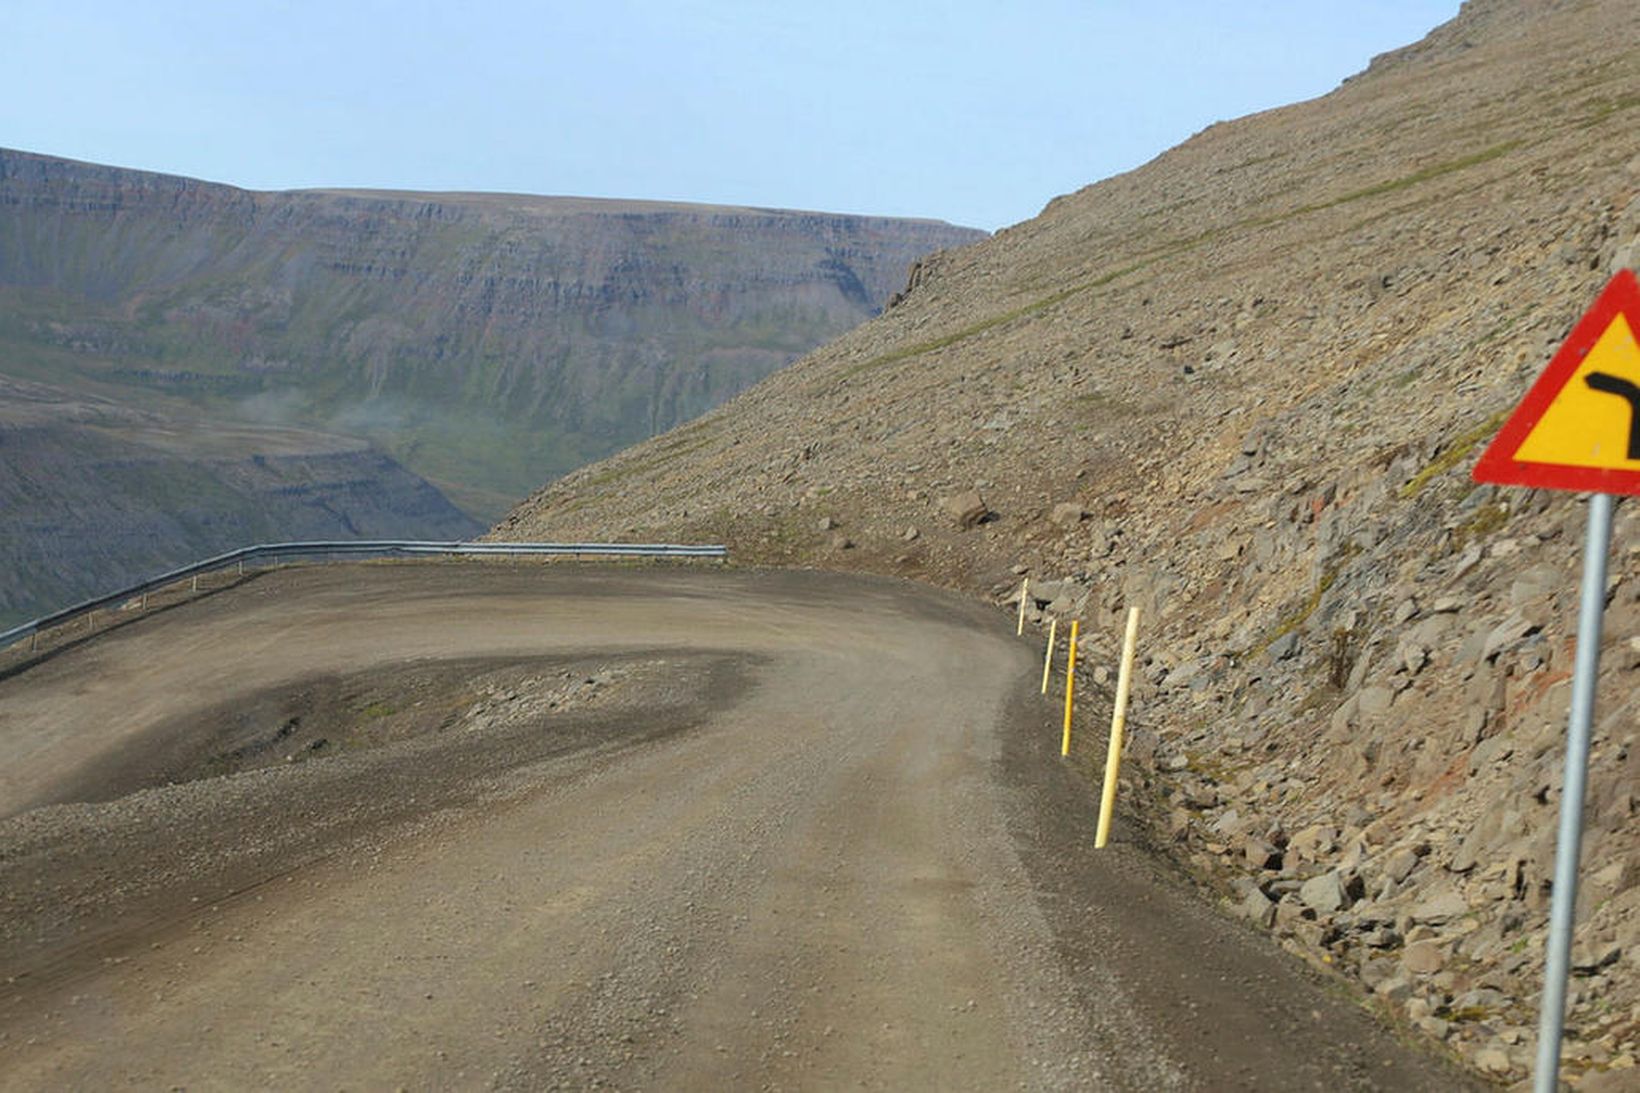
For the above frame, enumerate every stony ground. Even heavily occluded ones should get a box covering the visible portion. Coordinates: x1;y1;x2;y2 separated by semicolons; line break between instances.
496;1;1640;1085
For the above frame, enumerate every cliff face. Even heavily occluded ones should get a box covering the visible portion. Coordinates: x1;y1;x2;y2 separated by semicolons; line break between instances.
496;0;1640;1082
0;153;985;518
0;376;480;624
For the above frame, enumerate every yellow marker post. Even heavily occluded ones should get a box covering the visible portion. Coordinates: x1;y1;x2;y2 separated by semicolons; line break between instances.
1016;578;1029;636
1096;607;1142;849
1040;617;1057;694
1060;619;1079;757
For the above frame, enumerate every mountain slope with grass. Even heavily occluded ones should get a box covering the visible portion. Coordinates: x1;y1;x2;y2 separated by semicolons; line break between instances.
497;0;1640;1082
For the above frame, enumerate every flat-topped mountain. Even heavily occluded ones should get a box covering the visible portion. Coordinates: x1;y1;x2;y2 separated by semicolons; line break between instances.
0;150;982;622
497;0;1640;1081
0;149;982;518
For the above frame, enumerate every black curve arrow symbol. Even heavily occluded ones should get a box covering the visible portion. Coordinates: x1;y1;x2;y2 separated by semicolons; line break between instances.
1584;372;1640;460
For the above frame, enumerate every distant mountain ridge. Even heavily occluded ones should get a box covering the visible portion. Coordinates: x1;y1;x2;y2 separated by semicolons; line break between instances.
0;148;984;518
0;149;982;623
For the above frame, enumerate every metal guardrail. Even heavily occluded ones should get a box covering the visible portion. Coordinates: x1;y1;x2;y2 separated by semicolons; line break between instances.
0;540;728;650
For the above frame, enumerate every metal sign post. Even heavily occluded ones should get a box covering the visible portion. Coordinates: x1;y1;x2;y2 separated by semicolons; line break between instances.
1533;492;1613;1092
1470;270;1640;1090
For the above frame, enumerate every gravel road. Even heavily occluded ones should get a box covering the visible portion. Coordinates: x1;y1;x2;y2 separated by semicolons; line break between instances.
0;564;1477;1089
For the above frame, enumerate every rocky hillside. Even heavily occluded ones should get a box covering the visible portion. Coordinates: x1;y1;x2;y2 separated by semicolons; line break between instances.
497;0;1640;1084
0;374;479;625
0;151;984;520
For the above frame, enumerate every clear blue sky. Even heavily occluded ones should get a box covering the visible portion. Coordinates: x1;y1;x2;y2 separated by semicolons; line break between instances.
3;1;1460;231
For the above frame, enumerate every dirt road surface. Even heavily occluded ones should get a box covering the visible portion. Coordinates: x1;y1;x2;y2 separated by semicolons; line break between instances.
0;564;1476;1090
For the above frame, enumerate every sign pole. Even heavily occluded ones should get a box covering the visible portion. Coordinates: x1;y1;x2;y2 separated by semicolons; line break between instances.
1467;271;1640;1090
1533;491;1615;1093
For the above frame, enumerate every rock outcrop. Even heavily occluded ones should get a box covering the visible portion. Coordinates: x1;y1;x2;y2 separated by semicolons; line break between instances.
495;0;1640;1083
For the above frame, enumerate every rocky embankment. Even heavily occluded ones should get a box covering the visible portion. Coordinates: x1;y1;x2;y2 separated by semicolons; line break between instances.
496;0;1640;1084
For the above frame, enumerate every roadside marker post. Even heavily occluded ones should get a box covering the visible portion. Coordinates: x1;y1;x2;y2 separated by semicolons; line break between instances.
1060;619;1079;757
1470;269;1640;1093
1096;607;1142;849
1017;578;1029;636
1040;617;1058;694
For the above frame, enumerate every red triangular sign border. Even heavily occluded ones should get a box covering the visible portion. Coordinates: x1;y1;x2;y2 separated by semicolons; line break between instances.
1473;268;1640;494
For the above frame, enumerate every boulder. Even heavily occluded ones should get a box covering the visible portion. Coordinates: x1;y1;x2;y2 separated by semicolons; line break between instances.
1242;837;1284;871
1288;824;1339;862
1571;941;1622;975
1051;502;1086;527
943;490;991;530
1409;884;1469;925
1471;1047;1512;1075
1482;612;1540;661
1383;846;1423;885
1299;871;1352;915
1241;886;1277;928
1401;940;1446;975
1028;579;1068;606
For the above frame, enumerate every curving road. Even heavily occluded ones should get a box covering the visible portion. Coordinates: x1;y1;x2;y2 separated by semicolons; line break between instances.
0;564;1474;1090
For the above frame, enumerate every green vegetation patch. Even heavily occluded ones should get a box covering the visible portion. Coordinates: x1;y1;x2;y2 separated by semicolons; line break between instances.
572;432;721;493
1252;568;1340;659
1270;141;1523;220
1579;92;1640;129
1140;140;1525;271
1450;501;1511;552
1398;409;1511;500
836;261;1149;383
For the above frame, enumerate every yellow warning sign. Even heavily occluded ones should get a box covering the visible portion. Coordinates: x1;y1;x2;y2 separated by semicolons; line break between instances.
1514;312;1640;467
1475;270;1640;494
